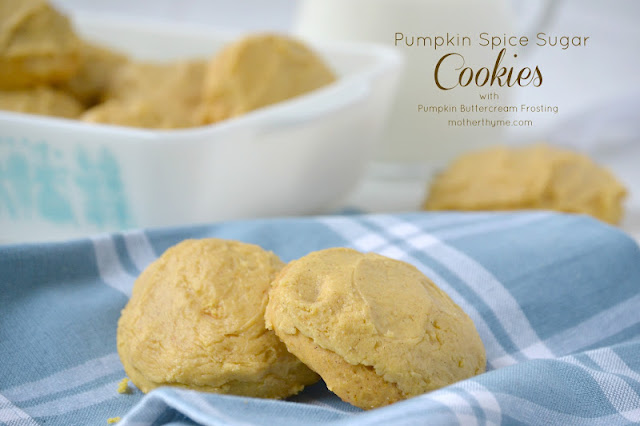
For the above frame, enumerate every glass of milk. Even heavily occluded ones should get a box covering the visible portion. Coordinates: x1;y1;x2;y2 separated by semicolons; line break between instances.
294;0;554;177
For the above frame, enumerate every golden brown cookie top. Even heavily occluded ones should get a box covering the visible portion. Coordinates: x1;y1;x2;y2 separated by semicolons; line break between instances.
81;59;207;129
0;0;77;54
423;144;627;224
117;238;318;397
81;97;198;129
0;0;80;88
265;247;486;397
199;34;336;123
105;60;206;107
0;86;83;118
58;41;129;106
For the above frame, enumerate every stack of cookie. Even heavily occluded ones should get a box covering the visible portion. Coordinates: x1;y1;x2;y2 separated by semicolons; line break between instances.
117;239;486;410
1;0;336;130
0;0;88;118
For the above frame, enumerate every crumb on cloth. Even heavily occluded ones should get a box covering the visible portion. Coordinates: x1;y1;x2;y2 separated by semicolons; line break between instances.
117;378;130;394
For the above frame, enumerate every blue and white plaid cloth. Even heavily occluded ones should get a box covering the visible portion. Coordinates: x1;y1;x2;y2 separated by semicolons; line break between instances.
1;212;640;426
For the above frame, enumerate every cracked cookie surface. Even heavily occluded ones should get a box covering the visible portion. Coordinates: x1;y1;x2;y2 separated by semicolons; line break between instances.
265;247;486;409
117;238;318;398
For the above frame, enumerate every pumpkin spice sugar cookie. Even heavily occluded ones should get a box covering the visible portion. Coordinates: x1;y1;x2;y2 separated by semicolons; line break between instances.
423;144;627;224
117;239;319;398
0;0;81;89
197;34;336;124
265;247;486;409
58;41;129;107
82;60;207;128
0;86;83;118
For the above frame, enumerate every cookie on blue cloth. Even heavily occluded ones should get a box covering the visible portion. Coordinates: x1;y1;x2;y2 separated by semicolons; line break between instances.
117;238;319;398
265;247;486;409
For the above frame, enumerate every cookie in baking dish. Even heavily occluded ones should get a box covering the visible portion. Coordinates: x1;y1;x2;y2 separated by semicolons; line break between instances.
58;41;128;107
117;238;319;398
0;86;83;118
81;60;206;128
197;33;336;124
265;247;486;409
0;0;81;89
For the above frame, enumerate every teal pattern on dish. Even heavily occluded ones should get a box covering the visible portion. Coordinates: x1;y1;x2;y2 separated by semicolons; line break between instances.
0;137;132;228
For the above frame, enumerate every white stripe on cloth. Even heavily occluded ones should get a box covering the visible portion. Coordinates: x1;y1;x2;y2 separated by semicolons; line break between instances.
510;294;640;360
1;353;122;403
564;356;640;422
0;394;39;426
121;391;258;426
383;213;501;237
180;392;258;426
371;212;550;244
394;220;555;361
433;212;553;241
458;381;503;426
119;396;168;426
122;230;157;273
324;214;555;365
91;235;136;297
296;399;355;415
318;216;518;367
587;347;640;383
315;392;471;426
0;380;122;420
320;213;499;246
458;391;635;425
384;251;516;368
427;391;479;426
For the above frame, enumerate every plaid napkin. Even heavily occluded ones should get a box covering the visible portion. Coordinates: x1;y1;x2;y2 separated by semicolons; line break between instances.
1;212;640;426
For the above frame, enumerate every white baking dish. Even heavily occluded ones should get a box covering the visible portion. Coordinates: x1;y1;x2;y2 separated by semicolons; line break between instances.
0;14;403;243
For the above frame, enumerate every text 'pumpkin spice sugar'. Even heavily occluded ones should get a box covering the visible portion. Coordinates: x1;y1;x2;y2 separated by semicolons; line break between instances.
264;247;486;410
117;239;319;398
